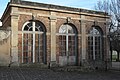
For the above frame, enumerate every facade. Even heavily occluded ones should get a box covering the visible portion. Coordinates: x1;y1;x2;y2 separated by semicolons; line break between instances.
0;0;110;69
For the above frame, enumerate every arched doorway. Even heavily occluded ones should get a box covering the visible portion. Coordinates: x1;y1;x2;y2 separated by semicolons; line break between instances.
88;27;103;60
58;24;77;66
22;20;46;64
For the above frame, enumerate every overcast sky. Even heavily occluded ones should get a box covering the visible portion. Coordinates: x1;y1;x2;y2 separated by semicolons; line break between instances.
0;0;99;18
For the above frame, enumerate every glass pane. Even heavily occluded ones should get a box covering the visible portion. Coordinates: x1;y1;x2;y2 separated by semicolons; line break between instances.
35;28;39;31
24;26;29;31
68;36;75;56
58;24;76;58
59;35;66;56
22;21;45;63
67;25;74;33
29;27;33;31
59;24;74;34
59;25;67;34
24;22;32;31
88;27;102;60
35;34;43;63
23;33;33;63
90;28;100;35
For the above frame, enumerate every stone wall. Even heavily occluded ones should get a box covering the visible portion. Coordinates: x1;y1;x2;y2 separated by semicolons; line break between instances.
0;35;11;66
0;7;11;66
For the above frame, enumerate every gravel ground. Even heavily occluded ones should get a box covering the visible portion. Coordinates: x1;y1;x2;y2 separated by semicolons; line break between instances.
0;67;120;80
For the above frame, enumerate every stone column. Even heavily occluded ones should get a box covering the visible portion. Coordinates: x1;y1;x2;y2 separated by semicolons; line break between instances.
10;7;19;66
49;12;57;67
81;15;87;64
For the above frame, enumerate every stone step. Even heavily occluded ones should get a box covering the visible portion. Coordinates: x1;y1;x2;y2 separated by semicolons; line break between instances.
51;66;93;72
19;63;48;69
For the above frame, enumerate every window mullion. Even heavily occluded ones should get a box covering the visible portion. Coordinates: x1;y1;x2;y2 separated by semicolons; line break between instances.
66;26;68;53
33;22;35;63
93;35;96;60
100;36;102;60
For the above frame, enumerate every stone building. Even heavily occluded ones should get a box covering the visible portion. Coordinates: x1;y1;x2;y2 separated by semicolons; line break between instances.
0;0;110;68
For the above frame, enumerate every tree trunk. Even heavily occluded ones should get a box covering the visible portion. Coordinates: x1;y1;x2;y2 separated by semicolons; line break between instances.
118;52;119;61
110;42;112;61
110;49;112;61
117;51;119;61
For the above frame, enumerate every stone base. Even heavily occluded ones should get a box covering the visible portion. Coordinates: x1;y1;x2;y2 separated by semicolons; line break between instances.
59;56;76;66
9;61;19;67
49;61;59;68
0;62;10;67
81;59;109;70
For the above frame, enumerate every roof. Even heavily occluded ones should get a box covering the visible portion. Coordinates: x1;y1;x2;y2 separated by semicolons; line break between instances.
1;0;109;21
10;0;107;15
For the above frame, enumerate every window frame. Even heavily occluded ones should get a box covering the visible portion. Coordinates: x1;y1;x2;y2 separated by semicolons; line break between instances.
21;20;46;63
88;27;103;60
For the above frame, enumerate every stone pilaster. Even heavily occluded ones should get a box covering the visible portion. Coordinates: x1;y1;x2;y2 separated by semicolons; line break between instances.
81;15;87;63
49;12;57;67
105;19;111;69
106;19;110;60
10;7;19;66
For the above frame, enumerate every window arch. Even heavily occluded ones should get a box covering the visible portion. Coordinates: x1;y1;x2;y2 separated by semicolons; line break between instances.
59;24;74;34
21;20;46;64
57;24;78;66
88;27;103;60
22;20;45;32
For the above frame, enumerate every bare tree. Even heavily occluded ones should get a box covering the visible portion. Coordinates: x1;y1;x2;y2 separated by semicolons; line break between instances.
95;0;120;61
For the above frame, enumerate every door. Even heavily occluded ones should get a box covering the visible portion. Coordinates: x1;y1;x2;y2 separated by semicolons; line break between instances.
58;24;77;66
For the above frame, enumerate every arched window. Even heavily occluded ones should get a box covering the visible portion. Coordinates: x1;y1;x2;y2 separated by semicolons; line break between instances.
22;20;46;63
58;24;77;66
88;27;103;60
